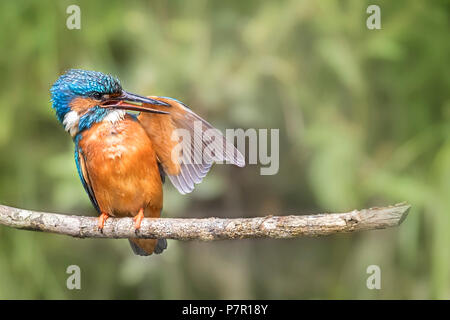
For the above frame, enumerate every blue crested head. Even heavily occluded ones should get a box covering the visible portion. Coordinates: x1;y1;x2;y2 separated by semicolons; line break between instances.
50;69;170;137
50;69;122;123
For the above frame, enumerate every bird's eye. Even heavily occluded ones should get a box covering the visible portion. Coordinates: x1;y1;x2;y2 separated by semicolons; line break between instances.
91;92;103;100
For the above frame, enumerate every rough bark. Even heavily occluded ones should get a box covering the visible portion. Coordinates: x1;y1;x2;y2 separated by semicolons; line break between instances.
0;203;410;240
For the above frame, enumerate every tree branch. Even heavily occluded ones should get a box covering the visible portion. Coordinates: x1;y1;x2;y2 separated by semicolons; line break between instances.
0;203;410;240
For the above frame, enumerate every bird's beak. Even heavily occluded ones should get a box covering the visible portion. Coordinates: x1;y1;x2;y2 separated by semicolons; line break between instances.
101;90;170;115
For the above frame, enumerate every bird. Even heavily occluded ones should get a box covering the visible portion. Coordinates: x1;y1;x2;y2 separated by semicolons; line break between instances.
50;69;244;256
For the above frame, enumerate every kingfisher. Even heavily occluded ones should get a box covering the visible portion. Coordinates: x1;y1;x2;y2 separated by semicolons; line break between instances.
50;69;244;256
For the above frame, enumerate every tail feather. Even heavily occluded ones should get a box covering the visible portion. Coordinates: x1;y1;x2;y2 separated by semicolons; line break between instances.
128;239;168;256
154;238;168;254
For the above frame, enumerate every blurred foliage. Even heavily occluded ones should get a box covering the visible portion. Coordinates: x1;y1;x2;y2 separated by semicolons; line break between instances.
0;0;449;299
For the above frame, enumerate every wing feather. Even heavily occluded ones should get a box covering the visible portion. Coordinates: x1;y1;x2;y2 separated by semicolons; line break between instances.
75;140;100;213
138;97;244;194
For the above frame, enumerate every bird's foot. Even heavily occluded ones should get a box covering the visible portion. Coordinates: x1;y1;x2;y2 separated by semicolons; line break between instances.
98;212;110;231
133;208;145;231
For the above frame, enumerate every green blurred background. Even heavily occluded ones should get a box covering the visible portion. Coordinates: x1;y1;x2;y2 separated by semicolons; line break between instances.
0;0;449;299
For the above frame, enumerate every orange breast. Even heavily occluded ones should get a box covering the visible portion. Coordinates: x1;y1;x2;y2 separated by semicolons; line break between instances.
78;115;163;218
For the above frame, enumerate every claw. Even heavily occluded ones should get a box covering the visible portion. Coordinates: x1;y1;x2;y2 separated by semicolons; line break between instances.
98;212;110;231
133;208;145;230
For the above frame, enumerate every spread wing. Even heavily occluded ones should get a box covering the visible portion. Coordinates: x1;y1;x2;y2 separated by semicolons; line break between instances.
75;140;100;213
138;96;245;194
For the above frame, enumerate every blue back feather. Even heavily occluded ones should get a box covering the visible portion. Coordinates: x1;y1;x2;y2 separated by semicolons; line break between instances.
74;134;100;213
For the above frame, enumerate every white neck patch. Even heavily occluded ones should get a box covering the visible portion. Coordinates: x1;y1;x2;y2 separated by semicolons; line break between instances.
63;109;126;137
103;109;126;124
63;110;80;137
